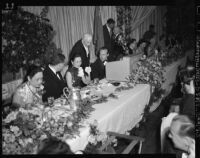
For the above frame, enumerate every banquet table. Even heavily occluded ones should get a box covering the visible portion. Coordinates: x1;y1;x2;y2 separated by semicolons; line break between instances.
66;51;191;152
66;83;151;152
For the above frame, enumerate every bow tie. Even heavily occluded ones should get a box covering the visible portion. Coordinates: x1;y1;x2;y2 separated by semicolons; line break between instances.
56;72;62;80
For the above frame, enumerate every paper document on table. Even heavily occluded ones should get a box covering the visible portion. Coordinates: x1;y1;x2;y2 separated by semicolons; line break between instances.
106;59;131;82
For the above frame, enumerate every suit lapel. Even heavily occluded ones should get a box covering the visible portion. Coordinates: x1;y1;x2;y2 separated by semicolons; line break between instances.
47;66;61;82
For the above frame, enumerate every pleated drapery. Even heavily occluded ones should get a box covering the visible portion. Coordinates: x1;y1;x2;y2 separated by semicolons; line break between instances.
22;6;117;63
131;6;167;42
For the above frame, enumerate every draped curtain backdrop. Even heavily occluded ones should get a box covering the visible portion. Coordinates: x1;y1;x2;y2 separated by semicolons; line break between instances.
22;6;117;63
22;6;166;63
131;6;167;42
3;6;166;83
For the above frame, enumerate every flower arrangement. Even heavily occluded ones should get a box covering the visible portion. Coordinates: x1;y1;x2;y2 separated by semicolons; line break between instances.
115;33;129;54
127;56;165;90
84;120;118;154
2;7;61;74
2;107;47;154
2;98;95;154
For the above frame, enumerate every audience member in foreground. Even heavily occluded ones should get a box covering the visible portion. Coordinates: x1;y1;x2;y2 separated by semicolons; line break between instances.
37;137;73;154
168;115;195;158
12;65;44;108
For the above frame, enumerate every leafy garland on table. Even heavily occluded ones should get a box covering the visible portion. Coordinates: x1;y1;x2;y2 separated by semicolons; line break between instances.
2;98;95;154
2;91;122;155
2;6;62;73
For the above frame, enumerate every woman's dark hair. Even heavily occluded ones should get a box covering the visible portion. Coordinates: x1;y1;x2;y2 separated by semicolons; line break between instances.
68;54;82;68
37;137;73;154
127;38;136;47
172;115;195;139
49;53;65;66
23;65;43;83
137;39;147;48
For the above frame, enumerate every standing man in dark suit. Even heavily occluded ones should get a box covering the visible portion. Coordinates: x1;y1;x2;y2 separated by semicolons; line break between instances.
42;53;67;102
68;34;92;71
103;18;115;61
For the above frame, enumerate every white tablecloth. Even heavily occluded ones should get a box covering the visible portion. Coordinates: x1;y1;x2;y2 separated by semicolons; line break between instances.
66;84;151;152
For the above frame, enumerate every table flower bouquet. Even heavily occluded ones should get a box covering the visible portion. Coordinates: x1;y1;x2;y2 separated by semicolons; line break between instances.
84;120;117;154
2;107;47;154
2;98;96;154
128;56;165;89
127;56;166;103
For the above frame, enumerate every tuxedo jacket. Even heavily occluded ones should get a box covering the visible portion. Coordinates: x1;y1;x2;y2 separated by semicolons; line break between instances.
103;24;113;54
91;58;106;80
42;66;67;102
69;39;90;70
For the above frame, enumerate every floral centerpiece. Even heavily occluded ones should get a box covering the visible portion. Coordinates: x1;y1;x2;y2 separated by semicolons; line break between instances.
115;33;129;55
2;107;47;154
128;55;165;89
84;120;117;154
2;97;96;154
127;55;166;103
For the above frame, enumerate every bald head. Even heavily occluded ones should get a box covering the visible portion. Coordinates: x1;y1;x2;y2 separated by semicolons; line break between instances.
82;34;92;47
113;27;121;35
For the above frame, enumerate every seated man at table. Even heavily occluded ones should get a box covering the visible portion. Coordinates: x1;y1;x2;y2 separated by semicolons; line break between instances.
42;53;67;102
91;47;109;81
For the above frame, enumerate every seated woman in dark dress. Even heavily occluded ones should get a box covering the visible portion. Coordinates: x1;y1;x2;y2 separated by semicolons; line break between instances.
135;39;147;55
65;54;91;89
127;38;137;55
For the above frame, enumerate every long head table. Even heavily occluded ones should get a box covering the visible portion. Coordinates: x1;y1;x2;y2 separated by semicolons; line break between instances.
66;84;151;152
66;50;193;152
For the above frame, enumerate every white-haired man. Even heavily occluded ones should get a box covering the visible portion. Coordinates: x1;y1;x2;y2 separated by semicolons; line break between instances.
69;34;92;70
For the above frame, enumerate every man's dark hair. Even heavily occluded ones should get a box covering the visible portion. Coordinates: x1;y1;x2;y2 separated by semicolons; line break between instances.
137;39;148;48
149;24;155;29
97;46;108;57
107;18;115;24
49;53;65;66
127;38;136;47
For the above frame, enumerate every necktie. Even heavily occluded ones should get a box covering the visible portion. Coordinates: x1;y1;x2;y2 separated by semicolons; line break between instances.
56;72;62;80
110;30;112;38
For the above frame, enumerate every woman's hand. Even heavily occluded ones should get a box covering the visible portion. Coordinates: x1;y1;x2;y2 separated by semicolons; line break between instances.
78;67;84;77
85;66;91;75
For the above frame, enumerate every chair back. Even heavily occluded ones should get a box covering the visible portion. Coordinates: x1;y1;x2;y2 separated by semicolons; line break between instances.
160;112;178;153
99;131;145;154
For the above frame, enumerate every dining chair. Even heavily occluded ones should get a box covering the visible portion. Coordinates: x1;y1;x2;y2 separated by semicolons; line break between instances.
97;131;145;154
